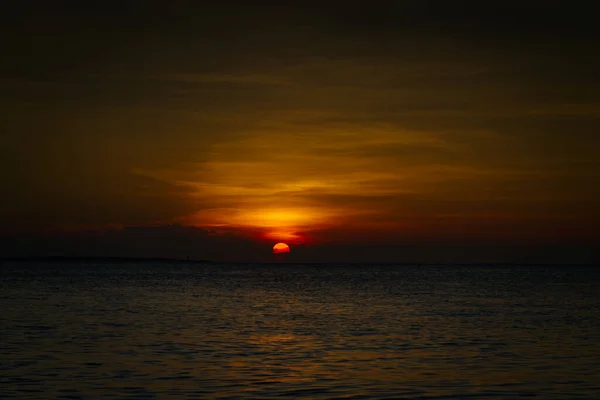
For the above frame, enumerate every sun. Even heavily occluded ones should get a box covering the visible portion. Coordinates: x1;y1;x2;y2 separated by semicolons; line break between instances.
273;242;290;254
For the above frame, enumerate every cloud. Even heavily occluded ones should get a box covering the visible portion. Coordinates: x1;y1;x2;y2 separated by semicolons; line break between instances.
1;2;598;258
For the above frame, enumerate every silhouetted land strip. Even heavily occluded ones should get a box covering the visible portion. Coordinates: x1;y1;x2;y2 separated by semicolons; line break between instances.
0;256;211;264
0;257;595;266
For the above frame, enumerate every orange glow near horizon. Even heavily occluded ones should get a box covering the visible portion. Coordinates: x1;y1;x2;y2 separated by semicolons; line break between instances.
188;207;338;244
239;208;320;244
237;208;317;228
263;229;303;244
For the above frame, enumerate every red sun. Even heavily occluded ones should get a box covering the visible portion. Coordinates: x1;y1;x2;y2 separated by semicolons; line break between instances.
273;242;290;254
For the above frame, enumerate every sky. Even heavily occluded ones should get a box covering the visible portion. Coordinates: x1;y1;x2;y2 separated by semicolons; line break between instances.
1;2;599;263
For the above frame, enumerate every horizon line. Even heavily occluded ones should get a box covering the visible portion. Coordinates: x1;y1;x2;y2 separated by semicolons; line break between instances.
0;256;597;266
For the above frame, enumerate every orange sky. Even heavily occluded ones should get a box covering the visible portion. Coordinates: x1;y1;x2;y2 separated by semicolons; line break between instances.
1;3;599;262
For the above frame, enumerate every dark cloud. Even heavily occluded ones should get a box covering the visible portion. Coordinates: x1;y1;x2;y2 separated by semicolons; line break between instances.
0;225;268;262
2;224;597;264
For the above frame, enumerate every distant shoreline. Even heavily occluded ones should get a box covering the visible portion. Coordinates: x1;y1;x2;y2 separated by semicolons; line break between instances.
0;256;597;266
0;256;212;264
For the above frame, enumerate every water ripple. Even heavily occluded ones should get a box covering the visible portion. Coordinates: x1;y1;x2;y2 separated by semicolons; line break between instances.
1;263;599;399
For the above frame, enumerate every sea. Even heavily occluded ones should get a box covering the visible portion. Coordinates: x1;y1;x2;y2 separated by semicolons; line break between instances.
1;262;599;399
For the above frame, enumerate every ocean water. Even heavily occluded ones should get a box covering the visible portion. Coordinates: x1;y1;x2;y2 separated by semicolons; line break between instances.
1;262;599;399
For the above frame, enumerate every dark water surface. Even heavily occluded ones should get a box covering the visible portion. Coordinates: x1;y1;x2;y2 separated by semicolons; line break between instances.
2;263;599;399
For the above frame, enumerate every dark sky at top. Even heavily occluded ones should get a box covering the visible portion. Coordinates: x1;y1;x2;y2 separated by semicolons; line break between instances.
1;2;599;263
